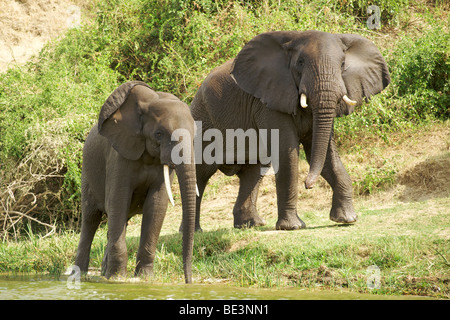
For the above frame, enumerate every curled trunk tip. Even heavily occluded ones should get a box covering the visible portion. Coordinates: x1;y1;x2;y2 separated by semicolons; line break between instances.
305;173;318;189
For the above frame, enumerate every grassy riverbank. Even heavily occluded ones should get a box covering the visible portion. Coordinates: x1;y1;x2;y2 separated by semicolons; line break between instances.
1;123;449;298
0;0;449;298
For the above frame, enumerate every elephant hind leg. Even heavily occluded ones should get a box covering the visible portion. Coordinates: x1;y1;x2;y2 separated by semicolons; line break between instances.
233;164;266;229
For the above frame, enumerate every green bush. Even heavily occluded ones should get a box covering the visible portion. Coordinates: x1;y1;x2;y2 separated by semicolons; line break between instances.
91;0;358;102
0;27;120;237
389;27;449;120
354;159;397;195
328;0;411;26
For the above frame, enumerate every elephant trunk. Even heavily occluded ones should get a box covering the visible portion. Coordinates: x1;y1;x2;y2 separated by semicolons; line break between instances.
175;161;196;284
305;100;335;189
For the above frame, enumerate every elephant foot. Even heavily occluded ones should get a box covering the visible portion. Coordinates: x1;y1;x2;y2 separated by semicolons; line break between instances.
103;267;127;280
234;215;266;229
233;207;266;229
101;250;128;279
330;201;357;224
135;263;154;278
276;214;306;230
179;222;203;233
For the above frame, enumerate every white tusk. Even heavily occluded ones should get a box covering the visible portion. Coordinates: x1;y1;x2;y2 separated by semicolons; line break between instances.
192;152;200;197
300;93;308;108
163;165;175;206
343;95;357;106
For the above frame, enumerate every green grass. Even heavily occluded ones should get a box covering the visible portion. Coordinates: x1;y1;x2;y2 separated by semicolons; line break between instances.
1;196;448;297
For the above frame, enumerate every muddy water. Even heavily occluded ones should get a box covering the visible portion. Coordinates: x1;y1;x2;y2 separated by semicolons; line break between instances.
0;274;431;300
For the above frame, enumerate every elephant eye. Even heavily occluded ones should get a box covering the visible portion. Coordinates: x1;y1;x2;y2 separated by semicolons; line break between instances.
341;60;346;71
155;130;163;140
297;58;304;67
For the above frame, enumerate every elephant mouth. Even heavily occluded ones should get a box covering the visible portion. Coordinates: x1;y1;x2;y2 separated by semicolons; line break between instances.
299;93;357;110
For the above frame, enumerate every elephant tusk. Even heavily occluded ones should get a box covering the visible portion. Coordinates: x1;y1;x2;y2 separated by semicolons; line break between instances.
300;93;308;108
343;95;357;106
192;151;200;197
163;165;175;206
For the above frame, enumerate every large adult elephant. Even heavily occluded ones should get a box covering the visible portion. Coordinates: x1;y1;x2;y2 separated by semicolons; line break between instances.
75;81;196;283
189;30;390;231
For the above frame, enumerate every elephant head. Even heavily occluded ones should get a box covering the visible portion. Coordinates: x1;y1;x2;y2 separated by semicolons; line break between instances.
97;81;196;283
231;30;390;188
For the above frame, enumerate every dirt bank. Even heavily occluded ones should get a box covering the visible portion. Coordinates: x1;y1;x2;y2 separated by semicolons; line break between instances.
0;0;79;73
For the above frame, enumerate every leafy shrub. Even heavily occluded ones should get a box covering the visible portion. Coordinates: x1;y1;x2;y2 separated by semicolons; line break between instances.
326;0;411;27
0;28;120;238
354;159;397;195
388;27;449;120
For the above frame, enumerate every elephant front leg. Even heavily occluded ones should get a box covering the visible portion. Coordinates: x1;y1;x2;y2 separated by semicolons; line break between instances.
275;144;306;230
102;182;133;279
135;186;168;277
303;137;357;224
103;210;129;279
233;164;266;228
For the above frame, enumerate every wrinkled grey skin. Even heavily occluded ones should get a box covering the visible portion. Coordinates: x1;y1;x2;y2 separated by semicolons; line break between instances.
187;30;390;231
75;81;196;283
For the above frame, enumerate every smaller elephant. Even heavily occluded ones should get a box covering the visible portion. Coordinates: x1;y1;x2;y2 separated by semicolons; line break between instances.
74;81;196;283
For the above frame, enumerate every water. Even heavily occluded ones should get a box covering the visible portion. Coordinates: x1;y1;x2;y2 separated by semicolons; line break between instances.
0;273;432;300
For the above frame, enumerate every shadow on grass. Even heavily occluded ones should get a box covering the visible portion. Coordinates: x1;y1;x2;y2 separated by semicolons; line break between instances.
256;223;355;232
306;223;354;230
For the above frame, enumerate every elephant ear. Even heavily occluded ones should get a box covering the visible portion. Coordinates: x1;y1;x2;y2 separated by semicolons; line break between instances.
98;81;155;160
230;32;299;114
336;34;391;116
